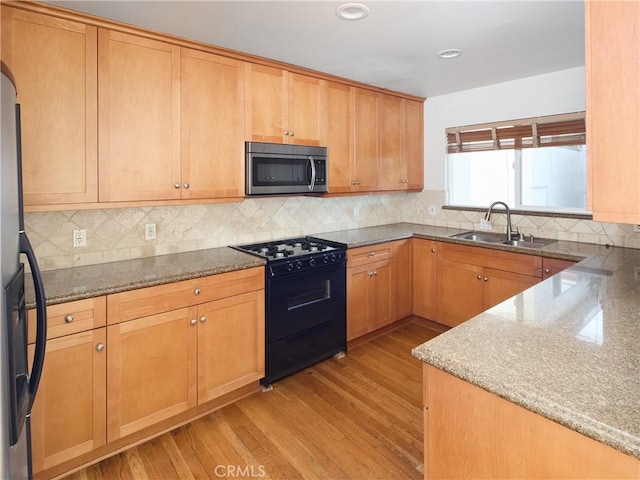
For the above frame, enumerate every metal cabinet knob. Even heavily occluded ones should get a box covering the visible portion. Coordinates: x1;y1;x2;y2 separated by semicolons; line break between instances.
284;130;289;136
476;275;482;280
190;318;197;326
373;270;378;276
290;131;294;137
96;343;105;352
369;251;375;257
431;248;436;253
544;268;551;274
183;183;190;189
174;182;181;189
194;288;201;296
65;314;74;323
368;271;374;277
483;277;489;282
200;316;207;323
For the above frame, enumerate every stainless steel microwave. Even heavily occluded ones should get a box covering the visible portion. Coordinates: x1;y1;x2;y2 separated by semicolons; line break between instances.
245;142;328;195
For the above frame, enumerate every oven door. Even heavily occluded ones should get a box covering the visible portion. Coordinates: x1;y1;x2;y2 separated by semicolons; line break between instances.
266;262;346;343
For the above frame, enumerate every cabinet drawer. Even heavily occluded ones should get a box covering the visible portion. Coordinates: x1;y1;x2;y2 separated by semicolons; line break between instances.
438;241;542;278
107;267;264;324
28;296;107;343
347;242;394;267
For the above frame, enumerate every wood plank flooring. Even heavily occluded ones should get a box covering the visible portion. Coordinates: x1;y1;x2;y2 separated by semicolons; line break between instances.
64;319;441;480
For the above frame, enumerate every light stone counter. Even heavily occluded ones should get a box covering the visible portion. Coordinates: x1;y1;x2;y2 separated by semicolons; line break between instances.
25;247;265;308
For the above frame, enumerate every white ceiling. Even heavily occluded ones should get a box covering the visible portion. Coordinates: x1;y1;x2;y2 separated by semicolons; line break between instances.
47;0;585;98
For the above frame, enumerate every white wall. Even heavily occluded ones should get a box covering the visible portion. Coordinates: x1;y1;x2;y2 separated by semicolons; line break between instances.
423;66;586;191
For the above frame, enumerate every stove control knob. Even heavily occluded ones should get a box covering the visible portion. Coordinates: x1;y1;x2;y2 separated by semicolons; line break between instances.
330;253;337;262
309;258;316;267
323;255;329;264
295;260;303;269
286;262;294;271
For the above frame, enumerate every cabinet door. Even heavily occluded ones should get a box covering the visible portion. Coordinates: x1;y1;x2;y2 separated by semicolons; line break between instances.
288;73;325;146
29;328;106;473
106;308;197;441
346;264;372;341
542;258;576;279
586;1;640;223
413;239;438;320
197;290;265;404
1;7;97;205
394;239;413;320
402;99;424;190
245;63;287;143
378;94;403;190
325;81;355;193
437;258;484;327
371;258;395;330
484;268;539;311
181;48;245;199
98;29;181;202
353;88;380;191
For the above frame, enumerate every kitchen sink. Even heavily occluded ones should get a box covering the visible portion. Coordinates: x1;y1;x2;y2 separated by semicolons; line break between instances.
449;231;555;249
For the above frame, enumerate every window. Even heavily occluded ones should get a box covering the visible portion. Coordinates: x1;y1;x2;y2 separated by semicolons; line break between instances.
446;112;587;213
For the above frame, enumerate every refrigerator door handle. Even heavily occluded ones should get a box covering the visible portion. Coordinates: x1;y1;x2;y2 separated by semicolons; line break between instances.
19;232;46;410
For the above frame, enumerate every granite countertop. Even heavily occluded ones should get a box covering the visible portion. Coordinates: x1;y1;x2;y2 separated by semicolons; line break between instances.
25;246;265;308
25;222;640;461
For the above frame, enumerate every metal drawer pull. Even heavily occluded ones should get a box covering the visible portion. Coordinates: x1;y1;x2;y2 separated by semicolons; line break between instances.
194;288;201;295
96;343;105;352
544;268;551;274
369;251;375;257
65;314;74;323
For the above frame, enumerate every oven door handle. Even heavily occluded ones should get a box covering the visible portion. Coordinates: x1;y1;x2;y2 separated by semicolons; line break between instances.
308;156;316;191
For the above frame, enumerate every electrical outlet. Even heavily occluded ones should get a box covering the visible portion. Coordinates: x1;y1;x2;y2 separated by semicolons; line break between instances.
72;229;87;247
479;219;492;231
634;225;640;233
428;204;437;216
145;223;157;240
634;266;640;281
353;206;360;217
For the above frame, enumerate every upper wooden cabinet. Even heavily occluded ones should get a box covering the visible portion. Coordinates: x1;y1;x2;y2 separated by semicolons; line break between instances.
98;29;181;202
1;7;98;205
325;81;355;193
326;87;424;194
181;48;245;199
586;1;640;224
245;63;325;146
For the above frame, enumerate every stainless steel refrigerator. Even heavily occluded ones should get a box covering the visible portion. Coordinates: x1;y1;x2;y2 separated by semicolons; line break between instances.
1;63;47;479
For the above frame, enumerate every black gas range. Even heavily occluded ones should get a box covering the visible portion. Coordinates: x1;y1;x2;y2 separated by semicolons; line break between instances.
233;237;347;388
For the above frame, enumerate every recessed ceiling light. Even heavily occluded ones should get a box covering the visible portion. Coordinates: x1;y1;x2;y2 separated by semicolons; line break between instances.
436;49;463;59
336;3;370;21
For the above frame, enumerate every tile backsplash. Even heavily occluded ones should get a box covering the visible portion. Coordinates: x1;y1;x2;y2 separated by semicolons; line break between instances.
25;190;640;271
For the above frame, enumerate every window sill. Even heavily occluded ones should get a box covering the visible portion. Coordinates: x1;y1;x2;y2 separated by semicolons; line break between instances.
442;205;593;220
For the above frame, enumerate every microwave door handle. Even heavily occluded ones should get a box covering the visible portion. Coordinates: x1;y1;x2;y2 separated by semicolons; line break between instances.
308;156;316;191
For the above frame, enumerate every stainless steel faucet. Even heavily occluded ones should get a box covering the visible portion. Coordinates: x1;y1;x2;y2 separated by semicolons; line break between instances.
485;201;519;241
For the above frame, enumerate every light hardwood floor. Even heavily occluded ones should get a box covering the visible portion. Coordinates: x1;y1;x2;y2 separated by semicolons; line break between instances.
64;319;441;480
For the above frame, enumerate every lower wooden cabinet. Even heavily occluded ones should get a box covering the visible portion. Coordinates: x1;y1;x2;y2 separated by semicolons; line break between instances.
197;290;265;404
29;268;265;477
423;365;639;479
393;239;413;320
106;307;198;441
412;239;438;320
29;328;107;473
436;242;542;327
347;243;397;341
